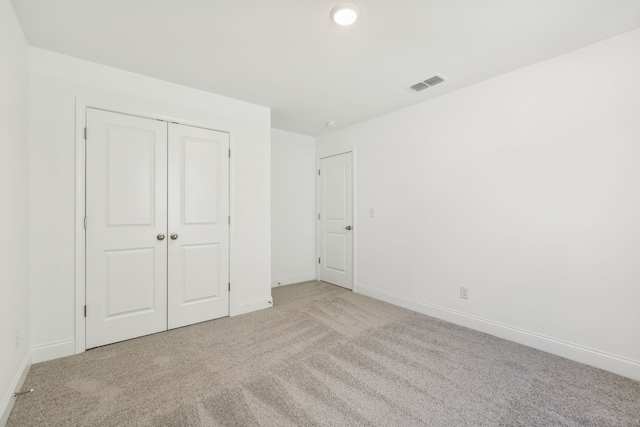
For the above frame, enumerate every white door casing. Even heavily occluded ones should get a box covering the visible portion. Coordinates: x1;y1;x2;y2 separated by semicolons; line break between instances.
85;108;230;348
167;124;230;329
318;152;353;289
85;109;168;348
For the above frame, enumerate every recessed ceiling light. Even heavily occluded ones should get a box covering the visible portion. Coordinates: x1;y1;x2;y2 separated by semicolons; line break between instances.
330;4;359;26
327;121;337;127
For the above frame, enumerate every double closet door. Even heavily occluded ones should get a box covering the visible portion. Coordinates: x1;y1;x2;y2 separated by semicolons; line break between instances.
85;109;229;349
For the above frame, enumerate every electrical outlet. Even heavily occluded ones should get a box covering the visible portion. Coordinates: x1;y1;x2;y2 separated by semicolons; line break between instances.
460;286;469;300
369;208;375;218
15;329;20;347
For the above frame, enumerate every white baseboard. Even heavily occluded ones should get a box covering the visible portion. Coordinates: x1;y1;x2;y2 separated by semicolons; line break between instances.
271;273;316;288
32;339;76;364
231;296;273;316
355;283;640;381
0;350;31;427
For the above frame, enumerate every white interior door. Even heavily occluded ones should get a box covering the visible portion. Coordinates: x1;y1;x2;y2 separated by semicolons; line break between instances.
319;152;353;289
167;124;230;329
86;109;230;348
85;109;168;348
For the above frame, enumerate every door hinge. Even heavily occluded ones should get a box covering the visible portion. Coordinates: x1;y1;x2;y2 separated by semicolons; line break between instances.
318;257;321;264
84;305;87;317
84;217;87;229
228;282;231;292
228;215;230;225
228;148;231;158
318;213;320;220
84;127;87;140
318;169;320;176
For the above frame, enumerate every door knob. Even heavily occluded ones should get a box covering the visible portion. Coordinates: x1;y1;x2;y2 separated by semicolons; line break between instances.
345;226;352;230
157;233;165;241
170;233;179;240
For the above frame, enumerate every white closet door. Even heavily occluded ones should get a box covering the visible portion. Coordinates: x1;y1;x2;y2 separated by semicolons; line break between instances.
167;124;230;329
319;152;353;289
86;109;168;349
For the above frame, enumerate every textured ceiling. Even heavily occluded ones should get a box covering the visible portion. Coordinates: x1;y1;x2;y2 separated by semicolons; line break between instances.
11;0;640;136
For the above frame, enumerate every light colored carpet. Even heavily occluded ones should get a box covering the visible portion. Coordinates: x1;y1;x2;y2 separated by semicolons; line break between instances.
7;281;640;426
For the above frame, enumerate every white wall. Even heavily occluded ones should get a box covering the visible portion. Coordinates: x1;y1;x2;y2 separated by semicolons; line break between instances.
317;29;640;380
29;48;272;363
0;0;31;423
271;129;316;287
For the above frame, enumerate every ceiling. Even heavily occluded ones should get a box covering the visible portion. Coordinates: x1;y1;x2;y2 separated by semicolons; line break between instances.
11;0;640;136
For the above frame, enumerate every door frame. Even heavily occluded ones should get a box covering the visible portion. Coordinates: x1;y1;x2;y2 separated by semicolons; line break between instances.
316;149;356;289
74;98;232;353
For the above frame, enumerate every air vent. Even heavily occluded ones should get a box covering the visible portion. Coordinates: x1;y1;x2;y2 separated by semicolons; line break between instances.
407;75;447;93
409;82;429;92
424;75;445;86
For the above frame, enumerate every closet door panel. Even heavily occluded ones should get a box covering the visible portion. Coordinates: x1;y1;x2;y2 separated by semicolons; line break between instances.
168;124;230;329
85;109;168;349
